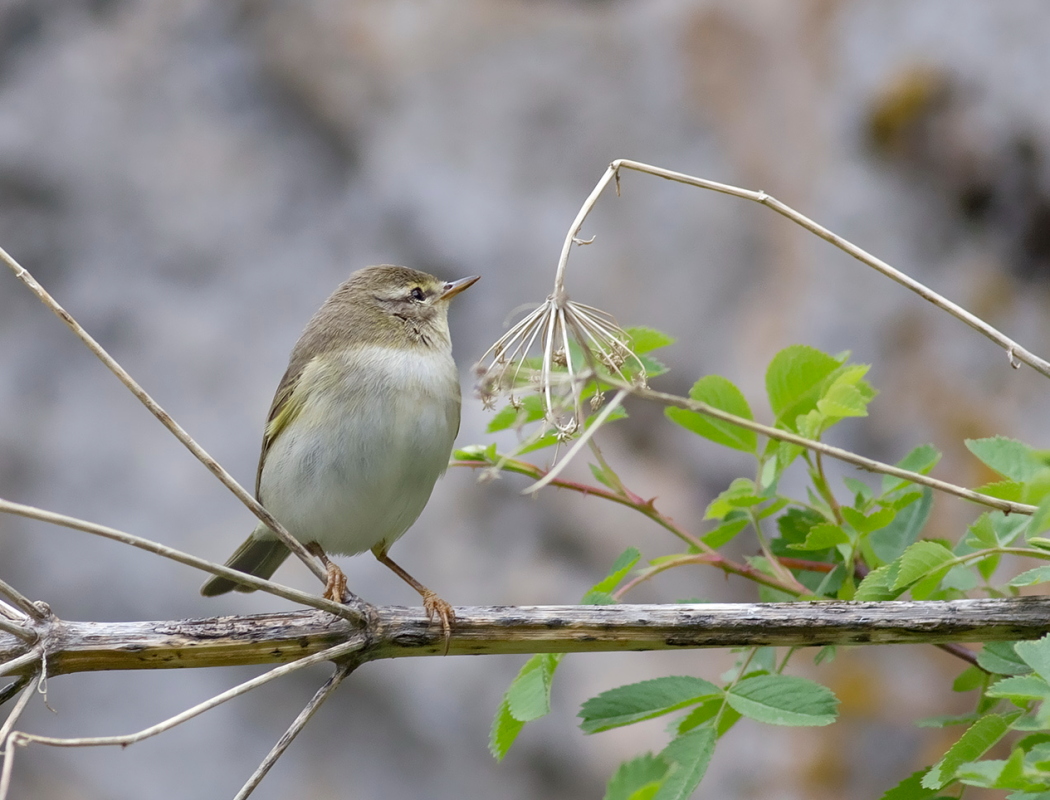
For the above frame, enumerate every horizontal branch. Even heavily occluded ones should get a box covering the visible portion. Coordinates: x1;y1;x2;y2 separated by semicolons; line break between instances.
4;598;1050;679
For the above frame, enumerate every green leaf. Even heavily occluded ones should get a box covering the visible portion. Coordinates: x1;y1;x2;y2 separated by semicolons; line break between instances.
591;548;643;595
701;517;749;549
665;375;757;454
674;697;740;736
854;564;901;601
842;506;896;534
654;728;717;800
1015;635;1050;683
725;674;838;727
603;753;671;800
1010;567;1050;588
966;437;1043;482
953;666;985;692
626;326;676;355
454;443;497;462
916;713;980;728
973;480;1027;502
1028;496;1050;538
765;345;843;431
882;444;942;494
985;676;1050;701
490;652;564;759
788;523;850;551
817;380;869;418
922;713;1014;789
704;478;763;520
487;395;546;433
978;642;1032;676
891;541;955;592
507;658;554;721
869;489;933;564
489;696;526;760
967;514;1000;549
579;676;721;734
879;768;938;800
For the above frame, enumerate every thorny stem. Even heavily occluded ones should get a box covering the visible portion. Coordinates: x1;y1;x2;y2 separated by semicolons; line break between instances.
454;458;808;597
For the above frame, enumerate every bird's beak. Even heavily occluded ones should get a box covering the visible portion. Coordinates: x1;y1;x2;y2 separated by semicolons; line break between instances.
440;275;480;301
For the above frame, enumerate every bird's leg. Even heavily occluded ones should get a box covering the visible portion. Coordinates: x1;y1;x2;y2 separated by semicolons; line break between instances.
371;545;455;650
306;542;348;603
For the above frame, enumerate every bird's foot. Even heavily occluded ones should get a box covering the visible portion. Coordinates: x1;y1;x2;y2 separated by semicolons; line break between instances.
322;562;348;603
422;591;455;653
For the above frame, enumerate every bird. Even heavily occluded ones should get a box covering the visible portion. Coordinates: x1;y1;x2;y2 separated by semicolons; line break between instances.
200;265;478;640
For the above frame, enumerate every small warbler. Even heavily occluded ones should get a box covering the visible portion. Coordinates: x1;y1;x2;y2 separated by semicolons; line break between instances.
201;265;478;637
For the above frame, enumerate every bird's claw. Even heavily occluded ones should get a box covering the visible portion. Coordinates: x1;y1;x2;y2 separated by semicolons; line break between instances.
322;562;349;603
422;591;455;653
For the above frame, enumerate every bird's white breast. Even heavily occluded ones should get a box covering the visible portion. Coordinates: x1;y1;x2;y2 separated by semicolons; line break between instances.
257;344;461;555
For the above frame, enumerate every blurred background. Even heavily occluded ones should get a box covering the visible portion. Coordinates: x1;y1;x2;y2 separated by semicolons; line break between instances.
3;1;1050;797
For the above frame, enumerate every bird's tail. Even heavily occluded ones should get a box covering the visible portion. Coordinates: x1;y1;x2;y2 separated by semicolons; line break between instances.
200;534;291;597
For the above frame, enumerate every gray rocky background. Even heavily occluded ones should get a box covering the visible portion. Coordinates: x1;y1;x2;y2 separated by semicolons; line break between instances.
2;1;1050;798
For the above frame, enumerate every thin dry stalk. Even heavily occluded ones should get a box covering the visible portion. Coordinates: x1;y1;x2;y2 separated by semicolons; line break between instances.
0;245;327;587
234;660;357;799
0;498;357;622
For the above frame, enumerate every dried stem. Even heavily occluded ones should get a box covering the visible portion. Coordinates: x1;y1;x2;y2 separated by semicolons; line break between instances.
0;245;327;587
3;639;362;752
605;160;1050;379
0;674;38;800
234;660;358;799
0;581;44;623
0;498;358;622
628;384;1035;515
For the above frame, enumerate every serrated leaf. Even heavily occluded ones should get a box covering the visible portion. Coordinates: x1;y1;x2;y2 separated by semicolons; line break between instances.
765;345;843;431
978;642;1032;676
880;768;938;800
704;478;762;520
922;713;1014;789
603;753;671;800
701;517;749;549
985;676;1050;701
973;480;1027;502
665;375;757;454
967;514;1000;548
966;437;1043;482
579;676;721;734
725;674;838;727
916;713;980;728
507;659;553;721
817;381;869;418
953;666;985;692
489;696;526;760
854;564;902;601
882;444;942;494
581;590;617;605
591;548;643;595
454;443;497;462
1010;567;1050;587
626;326;676;355
788;523;850;551
654;728;717;800
842;506;896;534
869;489;933;564
1015;635;1050;683
1028;496;1050;538
487;395;546;433
891;541;955;591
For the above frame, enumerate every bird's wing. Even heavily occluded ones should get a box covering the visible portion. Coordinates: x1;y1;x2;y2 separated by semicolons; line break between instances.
256;361;309;499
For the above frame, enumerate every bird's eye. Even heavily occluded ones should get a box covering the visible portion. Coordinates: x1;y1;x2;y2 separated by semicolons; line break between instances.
410;287;426;301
